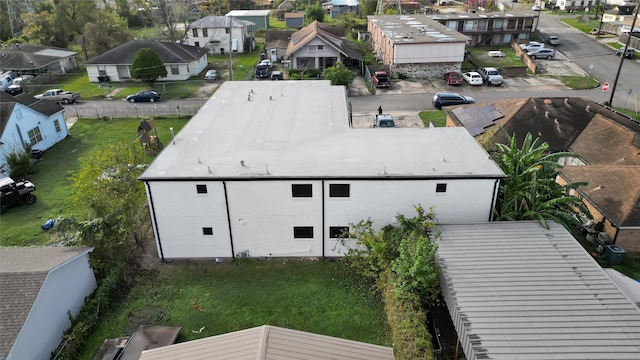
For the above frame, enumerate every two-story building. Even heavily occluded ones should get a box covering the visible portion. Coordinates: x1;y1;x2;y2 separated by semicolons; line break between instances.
367;15;470;78
139;81;505;260
187;16;256;54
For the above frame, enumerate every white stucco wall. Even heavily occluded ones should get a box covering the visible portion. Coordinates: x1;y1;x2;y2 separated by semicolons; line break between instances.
394;42;466;64
7;252;96;360
86;55;207;83
291;38;342;69
188;27;247;54
147;181;233;258
147;177;498;259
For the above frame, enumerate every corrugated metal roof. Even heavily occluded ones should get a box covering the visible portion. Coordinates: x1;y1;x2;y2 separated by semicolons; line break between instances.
226;10;271;16
139;325;394;359
437;221;640;360
189;16;252;29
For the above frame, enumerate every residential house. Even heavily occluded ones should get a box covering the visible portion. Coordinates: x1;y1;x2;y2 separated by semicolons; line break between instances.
139;81;505;260
429;11;538;46
322;0;360;19
0;92;68;176
252;0;273;8
265;30;294;63
84;39;208;83
367;15;470;78
188;16;256;54
602;4;640;35
444;97;640;253
556;0;622;11
226;10;271;30
139;325;395;359
278;0;296;10
285;21;364;70
0;43;78;75
437;221;640;360
0;247;96;360
285;12;305;28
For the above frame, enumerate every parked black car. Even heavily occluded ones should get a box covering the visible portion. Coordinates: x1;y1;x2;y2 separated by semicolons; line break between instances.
255;64;271;79
431;93;475;109
126;90;161;103
4;84;23;96
615;47;635;59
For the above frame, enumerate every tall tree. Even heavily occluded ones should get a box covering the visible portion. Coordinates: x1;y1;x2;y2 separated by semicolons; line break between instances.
83;9;132;59
130;48;168;85
155;0;189;43
359;0;377;16
306;4;325;22
492;132;590;230
20;11;57;45
51;0;97;47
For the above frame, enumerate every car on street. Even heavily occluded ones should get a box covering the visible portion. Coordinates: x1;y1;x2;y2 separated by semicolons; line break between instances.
528;48;556;59
126;90;161;103
478;67;503;86
4;84;23;96
519;41;545;52
590;28;604;35
462;71;483;86
204;69;218;81
432;93;476;109
443;71;464;85
532;4;541;11
547;35;560;45
373;114;396;128
615;47;635;59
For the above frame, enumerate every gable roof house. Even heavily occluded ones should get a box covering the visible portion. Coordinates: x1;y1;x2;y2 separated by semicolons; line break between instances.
285;21;364;71
0;43;78;76
278;0;296;10
265;30;295;63
284;12;305;28
445;97;640;253
187;16;256;54
322;0;360;19
367;15;470;79
139;325;395;359
84;39;208;83
0;92;68;177
139;80;504;260
0;247;96;360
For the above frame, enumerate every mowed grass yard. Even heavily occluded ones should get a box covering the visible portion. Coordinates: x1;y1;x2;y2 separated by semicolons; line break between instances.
79;259;391;358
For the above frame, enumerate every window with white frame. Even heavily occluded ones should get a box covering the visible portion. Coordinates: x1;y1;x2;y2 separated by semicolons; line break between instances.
448;21;457;30
28;127;42;144
464;20;474;31
170;64;179;75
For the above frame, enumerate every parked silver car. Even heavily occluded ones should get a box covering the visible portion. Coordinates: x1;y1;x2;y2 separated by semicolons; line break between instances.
528;48;556;59
478;67;504;86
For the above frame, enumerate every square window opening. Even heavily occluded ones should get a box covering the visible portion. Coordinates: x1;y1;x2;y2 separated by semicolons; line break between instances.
203;227;213;236
292;184;312;197
329;184;350;197
294;226;314;239
329;226;349;238
436;183;447;193
196;184;208;194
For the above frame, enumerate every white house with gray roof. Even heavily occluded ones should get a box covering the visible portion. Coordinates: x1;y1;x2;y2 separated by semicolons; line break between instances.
187;16;256;54
0;247;96;360
139;81;504;260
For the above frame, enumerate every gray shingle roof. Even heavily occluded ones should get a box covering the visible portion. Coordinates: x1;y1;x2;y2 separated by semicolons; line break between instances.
0;247;93;359
84;39;207;65
0;43;75;70
0;91;64;117
437;221;640;360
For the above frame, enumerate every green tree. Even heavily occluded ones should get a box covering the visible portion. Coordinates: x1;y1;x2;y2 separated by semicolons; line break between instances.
359;0;378;16
306;4;325;23
20;11;57;45
51;0;97;47
322;62;355;86
492;132;590;230
83;9;132;58
64;142;149;280
130;48;168;86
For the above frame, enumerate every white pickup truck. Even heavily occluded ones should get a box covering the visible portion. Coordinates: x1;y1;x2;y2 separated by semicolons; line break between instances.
34;89;80;104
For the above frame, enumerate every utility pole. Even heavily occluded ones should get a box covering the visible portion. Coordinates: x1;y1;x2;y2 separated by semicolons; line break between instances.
228;16;233;81
608;1;639;106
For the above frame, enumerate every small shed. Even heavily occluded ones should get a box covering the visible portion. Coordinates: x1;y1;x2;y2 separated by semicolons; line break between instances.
226;10;271;30
285;12;305;28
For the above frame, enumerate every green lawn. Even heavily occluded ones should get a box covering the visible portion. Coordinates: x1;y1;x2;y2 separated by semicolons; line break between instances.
467;46;523;68
557;75;600;89
419;111;447;127
78;259;391;358
561;17;603;33
0;117;189;246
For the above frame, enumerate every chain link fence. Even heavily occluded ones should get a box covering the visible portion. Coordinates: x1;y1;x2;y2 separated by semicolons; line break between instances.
64;102;206;119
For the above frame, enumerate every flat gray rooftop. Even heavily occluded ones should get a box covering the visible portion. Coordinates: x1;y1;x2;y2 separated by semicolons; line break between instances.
437;221;640;360
140;81;503;180
368;15;470;44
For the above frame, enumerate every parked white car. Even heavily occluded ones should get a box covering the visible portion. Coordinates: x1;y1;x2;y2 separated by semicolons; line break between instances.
519;41;545;52
478;67;504;86
462;71;483;86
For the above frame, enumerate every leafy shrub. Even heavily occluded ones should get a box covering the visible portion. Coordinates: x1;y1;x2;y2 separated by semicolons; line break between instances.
4;144;36;179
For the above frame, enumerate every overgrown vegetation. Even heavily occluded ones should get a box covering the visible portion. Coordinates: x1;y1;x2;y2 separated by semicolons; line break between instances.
4;145;36;179
340;206;440;358
323;62;356;86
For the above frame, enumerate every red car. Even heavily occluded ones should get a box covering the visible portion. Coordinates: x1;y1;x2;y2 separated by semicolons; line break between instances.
443;72;464;85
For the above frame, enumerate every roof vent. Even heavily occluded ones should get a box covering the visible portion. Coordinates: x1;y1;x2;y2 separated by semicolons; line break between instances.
240;160;246;167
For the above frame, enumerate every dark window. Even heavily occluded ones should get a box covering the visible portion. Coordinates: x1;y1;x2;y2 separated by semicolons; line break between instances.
203;28;208;37
203;227;213;235
317;45;323;50
54;119;61;132
28;127;42;144
329;226;349;238
196;184;207;194
194;41;200;47
329;184;350;197
436;183;447;193
192;28;198;37
292;184;312;197
293;226;314;238
170;64;179;75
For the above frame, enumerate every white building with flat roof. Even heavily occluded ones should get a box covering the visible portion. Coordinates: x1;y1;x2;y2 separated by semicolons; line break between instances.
139;80;504;260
